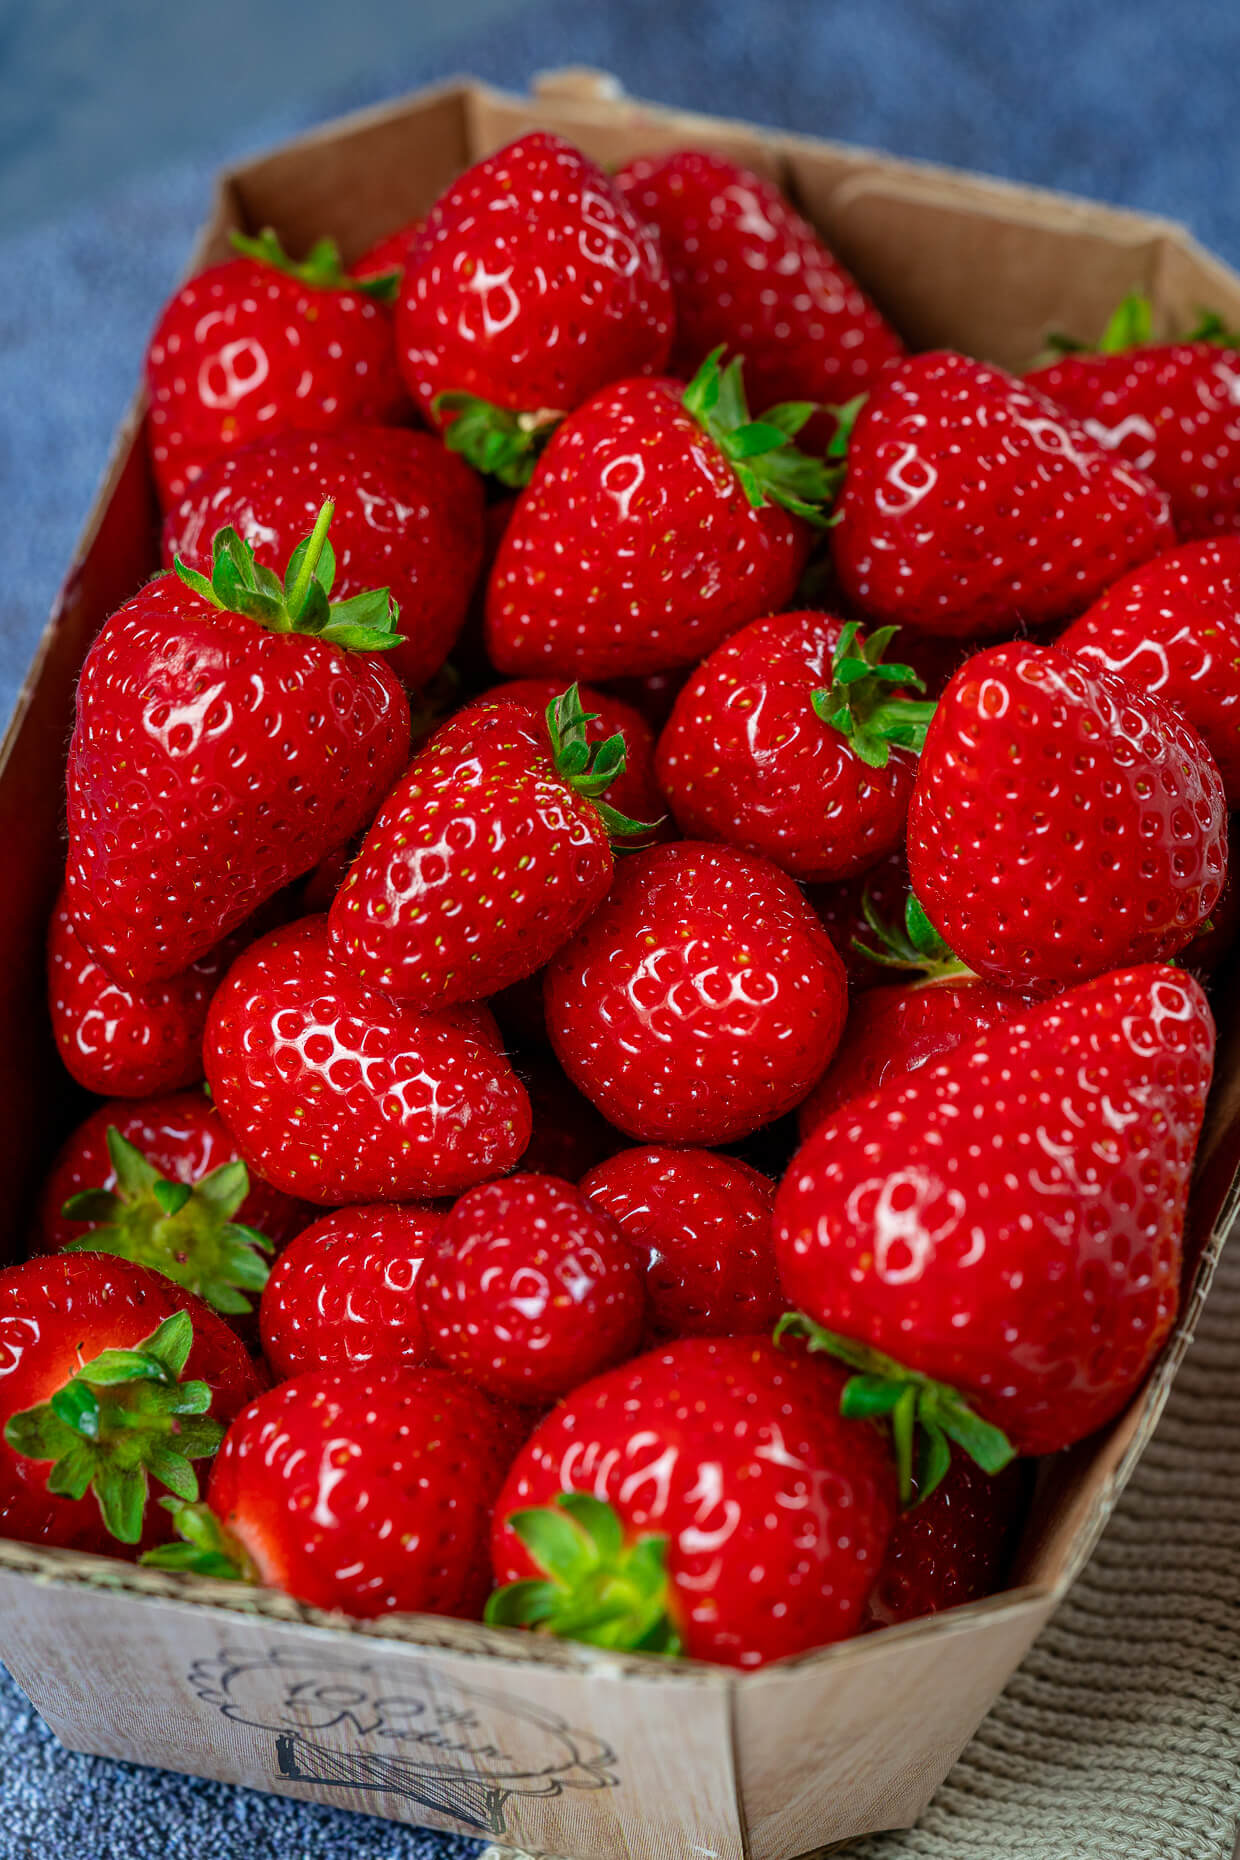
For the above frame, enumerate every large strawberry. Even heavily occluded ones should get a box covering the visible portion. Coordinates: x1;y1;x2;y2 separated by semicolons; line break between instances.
908;641;1227;991
486;1336;898;1667
65;506;410;984
831;352;1174;638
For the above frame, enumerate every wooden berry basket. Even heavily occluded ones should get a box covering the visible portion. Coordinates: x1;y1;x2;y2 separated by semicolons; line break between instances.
3;67;1240;1860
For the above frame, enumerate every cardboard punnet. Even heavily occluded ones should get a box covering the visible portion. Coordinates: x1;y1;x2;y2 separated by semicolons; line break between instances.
2;67;1239;1860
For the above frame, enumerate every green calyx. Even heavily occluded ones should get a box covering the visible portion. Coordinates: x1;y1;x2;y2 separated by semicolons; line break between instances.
810;622;936;770
3;1311;225;1544
1043;290;1240;360
485;1492;682;1656
141;1498;257;1582
174;500;403;653
682;347;839;526
229;226;400;305
434;393;563;487
545;684;663;843
851;888;970;981
775;1314;1015;1506
61;1127;272;1316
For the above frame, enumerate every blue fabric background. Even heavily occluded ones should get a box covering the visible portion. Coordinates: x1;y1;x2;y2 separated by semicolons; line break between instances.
0;0;1236;1852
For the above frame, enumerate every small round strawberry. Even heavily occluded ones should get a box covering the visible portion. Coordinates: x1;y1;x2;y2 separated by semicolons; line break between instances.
204;915;531;1203
808;844;912;991
397;133;673;484
579;1148;781;1340
478;678;666;838
864;1455;1031;1630
831;351;1174;638
515;1051;626;1182
487;1336;898;1667
352;219;424;286
146;229;408;508
260;1204;441;1380
486;351;832;681
545;843;847;1146
656;612;933;881
0;1254;260;1554
908;641;1227;991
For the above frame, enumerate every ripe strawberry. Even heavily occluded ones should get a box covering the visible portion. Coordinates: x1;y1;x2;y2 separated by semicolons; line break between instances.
908;641;1227;991
515;1051;626;1181
487;1336;898;1667
478;678;666;839
486;351;831;681
808;845;912;990
204;915;531;1203
145;1364;513;1619
614;149;904;447
146;228;408;507
396;133;673;483
328;688;655;1010
352;219;424;286
259;1203;441;1380
605;667;691;733
831;352;1173;638
1059;536;1240;802
775;965;1214;1480
65;506;410;984
579;1147;781;1340
0;1254;260;1553
864;1455;1031;1630
656;612;933;881
544;842;848;1145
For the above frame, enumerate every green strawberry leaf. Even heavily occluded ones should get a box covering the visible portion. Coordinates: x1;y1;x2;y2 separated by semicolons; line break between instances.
810;621;937;770
682;348;840;527
229;226;400;304
434;392;563;487
544;684;664;843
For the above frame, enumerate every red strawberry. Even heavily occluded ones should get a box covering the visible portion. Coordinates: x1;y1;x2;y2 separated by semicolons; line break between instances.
478;678;666;838
516;1050;626;1181
487;1335;898;1667
614;149;904;447
352;219;424;286
204;915;531;1203
396;133;673;483
605;666;691;733
259;1203;440;1380
808;844;912;990
146;229;408;507
656;612;933;881
775;965;1214;1478
908;641;1227;991
1058;536;1240;802
0;1254;260;1554
864;1455;1031;1630
65;507;410;984
831;352;1174;638
485;352;831;681
544;842;848;1145
161;427;485;691
579;1147;781;1340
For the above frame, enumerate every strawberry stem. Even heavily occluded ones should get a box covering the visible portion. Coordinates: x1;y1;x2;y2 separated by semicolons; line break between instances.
284;498;335;617
486;1493;682;1655
544;685;663;842
810;623;936;769
434;393;563;487
851;889;971;981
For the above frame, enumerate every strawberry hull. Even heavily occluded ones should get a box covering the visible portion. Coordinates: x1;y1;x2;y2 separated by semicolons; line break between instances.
1;67;1240;1860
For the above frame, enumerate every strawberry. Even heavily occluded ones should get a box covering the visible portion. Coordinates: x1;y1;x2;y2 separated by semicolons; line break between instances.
908;641;1227;991
65;506;410;984
486;1335;898;1667
831;352;1174;638
808;845;912;991
259;1203;440;1380
579;1147;781;1340
775;965;1214;1483
864;1455;1031;1630
352;219;424;286
396;133;673;484
146;228;408;507
144;1364;513;1619
1058;536;1240;803
161;427;485;691
478;677;666;839
203;915;531;1203
328;688;655;1010
656;612;933;881
605;667;691;733
485;351;832;681
515;1050;626;1181
417;1174;646;1404
614;149;904;447
544;842;848;1145
0;1254;260;1553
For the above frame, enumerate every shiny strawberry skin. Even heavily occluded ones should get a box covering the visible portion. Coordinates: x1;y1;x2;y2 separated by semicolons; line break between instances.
1059;537;1240;803
64;574;410;984
544;843;848;1145
580;1147;781;1340
161;427;485;690
418;1173;645;1404
864;1454;1031;1629
478;677;667;836
491;1335;899;1668
329;705;615;1008
774;966;1215;1455
656;609;914;881
486;377;814;680
832;352;1174;638
396;133;672;425
146;257;408;508
207;1364;513;1618
204;916;531;1203
908;642;1227;991
259;1203;440;1381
